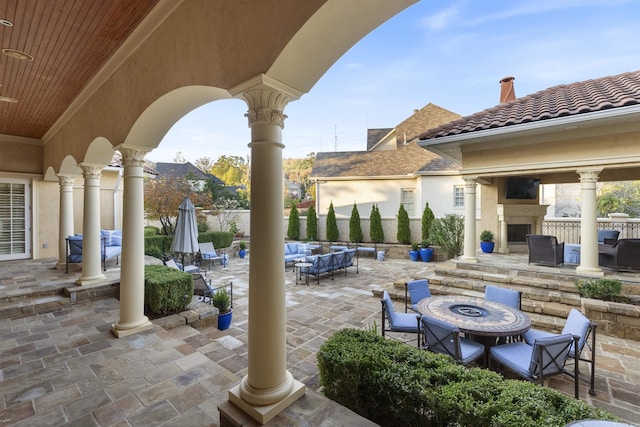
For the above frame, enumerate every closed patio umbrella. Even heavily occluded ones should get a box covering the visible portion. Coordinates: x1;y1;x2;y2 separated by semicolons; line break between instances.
171;197;200;264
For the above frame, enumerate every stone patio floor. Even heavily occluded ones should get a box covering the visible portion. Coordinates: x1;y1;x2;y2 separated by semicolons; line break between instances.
0;254;639;426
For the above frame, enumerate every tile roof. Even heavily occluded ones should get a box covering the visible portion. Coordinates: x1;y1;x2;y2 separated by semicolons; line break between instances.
419;70;640;140
155;162;209;180
311;141;459;178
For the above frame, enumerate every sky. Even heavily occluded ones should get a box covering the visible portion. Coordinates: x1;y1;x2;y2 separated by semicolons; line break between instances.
146;0;640;165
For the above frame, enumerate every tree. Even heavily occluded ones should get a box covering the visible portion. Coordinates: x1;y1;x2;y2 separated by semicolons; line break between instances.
288;203;300;240
421;201;435;243
194;156;215;174
349;202;362;243
211;198;241;233
283;153;316;200
397;204;411;244
430;214;465;259
326;202;339;242
211;155;246;186
597;181;640;217
307;204;318;241
144;176;194;235
370;204;384;244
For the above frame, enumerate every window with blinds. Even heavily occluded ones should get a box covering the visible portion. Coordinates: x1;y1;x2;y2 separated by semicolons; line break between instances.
0;181;29;259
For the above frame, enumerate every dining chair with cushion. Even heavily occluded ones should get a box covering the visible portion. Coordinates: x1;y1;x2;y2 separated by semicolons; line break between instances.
381;290;420;345
484;285;521;309
420;315;486;365
490;333;580;398
522;308;597;396
404;279;431;313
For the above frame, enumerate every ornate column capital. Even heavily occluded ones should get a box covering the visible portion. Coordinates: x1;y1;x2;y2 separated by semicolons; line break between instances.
78;163;103;180
57;174;76;186
230;74;302;129
577;168;602;183
463;178;478;189
116;144;150;168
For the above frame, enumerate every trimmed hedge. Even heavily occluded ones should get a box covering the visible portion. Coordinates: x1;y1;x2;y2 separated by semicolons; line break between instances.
317;329;617;427
144;265;193;314
143;231;234;256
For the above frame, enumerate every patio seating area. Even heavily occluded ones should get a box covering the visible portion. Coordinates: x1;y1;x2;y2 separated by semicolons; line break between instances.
1;254;639;425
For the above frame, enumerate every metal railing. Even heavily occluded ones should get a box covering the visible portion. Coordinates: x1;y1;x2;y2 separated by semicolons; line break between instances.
542;218;640;244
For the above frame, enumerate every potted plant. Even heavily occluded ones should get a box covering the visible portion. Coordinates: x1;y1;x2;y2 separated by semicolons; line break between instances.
212;287;233;330
419;240;433;262
238;241;247;259
409;242;420;261
480;230;495;253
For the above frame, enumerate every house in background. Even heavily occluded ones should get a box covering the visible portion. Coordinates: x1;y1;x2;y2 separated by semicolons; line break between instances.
311;103;473;241
154;161;224;190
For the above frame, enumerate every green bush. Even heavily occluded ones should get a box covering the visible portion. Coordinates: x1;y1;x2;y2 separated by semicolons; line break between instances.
396;204;411;244
577;278;625;302
288;203;300;240
306;204;318;241
197;220;210;233
430;214;464;259
317;329;617;427
145;245;163;259
144;226;160;236
326;202;339;242
197;231;234;249
349;202;363;243
144;235;173;253
421;201;435;242
369;204;384;244
144;265;193;314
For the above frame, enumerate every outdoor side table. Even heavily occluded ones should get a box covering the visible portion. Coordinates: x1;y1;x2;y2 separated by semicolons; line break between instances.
295;262;313;286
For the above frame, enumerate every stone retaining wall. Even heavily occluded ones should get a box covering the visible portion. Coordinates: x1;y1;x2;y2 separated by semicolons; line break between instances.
582;298;640;340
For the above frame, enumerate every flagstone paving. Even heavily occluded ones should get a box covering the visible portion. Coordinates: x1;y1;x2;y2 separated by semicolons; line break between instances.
0;255;639;426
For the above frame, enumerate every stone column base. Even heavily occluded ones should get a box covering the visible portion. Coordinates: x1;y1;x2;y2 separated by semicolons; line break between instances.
224;380;305;425
111;319;153;338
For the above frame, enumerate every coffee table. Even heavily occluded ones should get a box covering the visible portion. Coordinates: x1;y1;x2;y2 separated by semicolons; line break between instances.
295;262;313;286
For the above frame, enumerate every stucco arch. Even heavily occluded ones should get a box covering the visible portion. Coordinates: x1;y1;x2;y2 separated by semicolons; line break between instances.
125;86;234;150
83;137;115;167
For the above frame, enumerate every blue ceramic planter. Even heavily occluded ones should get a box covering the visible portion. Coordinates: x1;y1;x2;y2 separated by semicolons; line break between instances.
409;250;420;261
217;309;233;330
419;247;433;262
480;241;495;253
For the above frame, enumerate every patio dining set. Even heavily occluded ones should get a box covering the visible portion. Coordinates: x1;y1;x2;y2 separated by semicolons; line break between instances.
381;280;597;400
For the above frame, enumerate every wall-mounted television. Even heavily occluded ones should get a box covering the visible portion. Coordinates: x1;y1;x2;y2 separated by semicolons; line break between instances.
505;178;540;200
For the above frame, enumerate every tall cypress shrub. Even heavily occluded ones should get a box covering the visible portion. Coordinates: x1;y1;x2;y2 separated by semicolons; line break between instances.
306;204;318;241
326;202;339;242
397;204;411;244
349;202;363;243
421;201;435;243
370;204;384;244
287;202;300;240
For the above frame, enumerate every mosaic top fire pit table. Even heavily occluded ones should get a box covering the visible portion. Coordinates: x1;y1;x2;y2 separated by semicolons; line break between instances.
416;295;531;364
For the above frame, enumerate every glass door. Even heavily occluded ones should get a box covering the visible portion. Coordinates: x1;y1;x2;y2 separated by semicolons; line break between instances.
0;179;31;260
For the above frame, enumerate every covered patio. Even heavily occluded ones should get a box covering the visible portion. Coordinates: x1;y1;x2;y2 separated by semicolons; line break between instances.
1;255;640;425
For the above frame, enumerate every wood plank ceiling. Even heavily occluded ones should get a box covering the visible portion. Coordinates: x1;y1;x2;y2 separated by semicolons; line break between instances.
0;0;159;139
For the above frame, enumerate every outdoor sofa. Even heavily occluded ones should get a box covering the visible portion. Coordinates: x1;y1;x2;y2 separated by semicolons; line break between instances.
302;248;356;283
65;230;122;273
526;234;564;267
284;241;321;270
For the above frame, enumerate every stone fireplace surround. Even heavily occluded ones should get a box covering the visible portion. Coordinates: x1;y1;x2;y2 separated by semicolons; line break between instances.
497;204;550;253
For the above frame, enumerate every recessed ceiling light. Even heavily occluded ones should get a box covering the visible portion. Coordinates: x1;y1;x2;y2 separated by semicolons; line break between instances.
2;48;33;61
0;19;12;27
0;96;18;103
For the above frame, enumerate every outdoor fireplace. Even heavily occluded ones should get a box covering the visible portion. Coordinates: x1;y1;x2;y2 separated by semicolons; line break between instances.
497;204;549;253
507;224;531;242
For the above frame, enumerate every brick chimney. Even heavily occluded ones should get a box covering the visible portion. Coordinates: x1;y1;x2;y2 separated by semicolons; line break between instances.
499;76;516;103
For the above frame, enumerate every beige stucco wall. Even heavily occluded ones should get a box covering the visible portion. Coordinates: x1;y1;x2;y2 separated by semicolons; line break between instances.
0;137;43;175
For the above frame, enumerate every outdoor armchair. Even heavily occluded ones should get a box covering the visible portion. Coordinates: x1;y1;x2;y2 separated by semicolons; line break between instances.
522;308;597;396
420;315;485;365
490;333;580;398
65;235;83;273
380;290;420;344
164;257;201;274
526;234;564;267
597;229;620;244
598;239;640;272
404;279;431;313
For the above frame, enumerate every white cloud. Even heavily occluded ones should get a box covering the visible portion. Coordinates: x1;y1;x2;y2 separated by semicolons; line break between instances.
420;6;459;31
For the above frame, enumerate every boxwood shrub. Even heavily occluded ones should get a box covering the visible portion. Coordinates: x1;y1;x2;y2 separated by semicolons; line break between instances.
143;231;234;256
144;265;193;315
317;329;617;427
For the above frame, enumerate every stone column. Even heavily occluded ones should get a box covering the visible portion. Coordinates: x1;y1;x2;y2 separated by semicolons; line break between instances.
576;168;603;276
56;174;76;268
498;209;509;254
459;178;478;262
111;145;153;338
76;164;106;284
226;75;305;424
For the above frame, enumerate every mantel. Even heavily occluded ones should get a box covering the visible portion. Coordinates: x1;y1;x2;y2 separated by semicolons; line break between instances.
497;204;549;218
